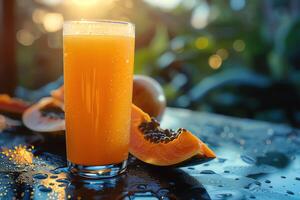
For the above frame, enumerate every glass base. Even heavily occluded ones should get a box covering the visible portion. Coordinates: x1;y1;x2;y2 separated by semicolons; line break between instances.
68;160;127;179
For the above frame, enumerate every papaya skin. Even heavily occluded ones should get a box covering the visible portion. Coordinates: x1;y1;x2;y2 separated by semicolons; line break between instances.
0;94;29;115
130;104;216;166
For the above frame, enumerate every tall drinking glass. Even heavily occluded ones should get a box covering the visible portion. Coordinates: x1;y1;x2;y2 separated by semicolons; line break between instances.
63;20;135;178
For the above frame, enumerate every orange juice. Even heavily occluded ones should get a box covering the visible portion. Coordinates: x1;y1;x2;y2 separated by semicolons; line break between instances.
63;21;135;168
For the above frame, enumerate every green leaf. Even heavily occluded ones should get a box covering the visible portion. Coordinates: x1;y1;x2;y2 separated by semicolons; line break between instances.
149;25;169;55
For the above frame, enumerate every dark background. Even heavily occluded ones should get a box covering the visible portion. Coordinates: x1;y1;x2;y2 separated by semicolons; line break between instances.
1;0;300;127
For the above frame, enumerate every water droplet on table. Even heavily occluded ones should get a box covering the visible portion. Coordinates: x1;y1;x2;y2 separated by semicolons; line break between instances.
240;155;256;165
216;193;232;199
218;158;227;163
166;180;174;185
137;184;147;190
265;180;271;184
56;178;69;184
254;181;261;186
50;175;58;179
33;173;48;179
157;188;169;196
200;170;216;174
38;185;52;193
58;184;66;187
286;190;294;195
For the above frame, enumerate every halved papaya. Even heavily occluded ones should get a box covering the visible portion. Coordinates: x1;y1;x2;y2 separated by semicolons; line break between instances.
130;104;216;166
22;97;65;132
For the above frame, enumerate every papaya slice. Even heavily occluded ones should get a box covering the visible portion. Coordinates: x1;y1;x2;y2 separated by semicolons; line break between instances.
0;94;29;116
22;97;65;132
130;104;216;166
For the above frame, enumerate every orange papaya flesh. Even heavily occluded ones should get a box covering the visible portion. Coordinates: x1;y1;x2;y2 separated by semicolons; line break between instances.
130;104;216;166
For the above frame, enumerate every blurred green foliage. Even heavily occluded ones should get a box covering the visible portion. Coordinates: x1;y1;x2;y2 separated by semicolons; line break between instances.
14;0;300;127
129;0;300;127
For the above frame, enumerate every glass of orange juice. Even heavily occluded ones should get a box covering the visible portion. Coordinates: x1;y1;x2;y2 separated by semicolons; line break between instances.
63;20;135;178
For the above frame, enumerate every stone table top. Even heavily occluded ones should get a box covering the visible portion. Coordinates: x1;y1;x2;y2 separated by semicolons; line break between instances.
0;107;299;200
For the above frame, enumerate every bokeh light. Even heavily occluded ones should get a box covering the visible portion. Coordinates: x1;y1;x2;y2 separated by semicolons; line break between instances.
216;48;229;60
233;39;246;52
208;54;222;69
230;0;246;11
42;13;64;32
32;9;47;24
71;0;101;6
182;0;197;9
191;2;210;29
16;29;35;46
195;36;209;49
143;0;181;10
65;0;116;17
171;38;185;52
35;0;63;6
124;0;133;8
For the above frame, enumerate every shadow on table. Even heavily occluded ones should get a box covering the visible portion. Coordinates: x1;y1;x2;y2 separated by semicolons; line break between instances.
66;163;211;200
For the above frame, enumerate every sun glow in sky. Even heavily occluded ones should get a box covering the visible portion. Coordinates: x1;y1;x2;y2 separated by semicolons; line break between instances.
71;0;102;6
63;0;116;18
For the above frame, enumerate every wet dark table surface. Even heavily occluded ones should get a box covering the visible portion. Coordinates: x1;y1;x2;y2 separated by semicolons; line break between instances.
0;108;300;200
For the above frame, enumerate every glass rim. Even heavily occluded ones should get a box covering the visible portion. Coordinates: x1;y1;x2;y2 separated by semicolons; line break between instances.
63;19;135;37
64;20;135;27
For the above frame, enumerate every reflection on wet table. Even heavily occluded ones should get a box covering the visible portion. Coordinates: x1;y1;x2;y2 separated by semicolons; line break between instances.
0;107;300;199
